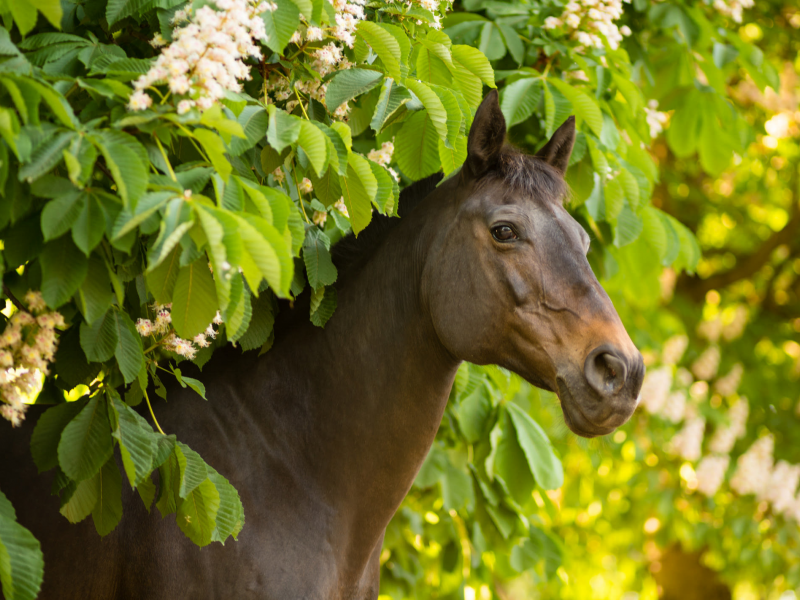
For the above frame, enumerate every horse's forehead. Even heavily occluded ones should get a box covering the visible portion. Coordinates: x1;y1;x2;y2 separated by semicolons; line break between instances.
464;180;562;218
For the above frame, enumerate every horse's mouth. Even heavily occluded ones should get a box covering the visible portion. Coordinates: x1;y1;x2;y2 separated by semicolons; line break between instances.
555;378;618;439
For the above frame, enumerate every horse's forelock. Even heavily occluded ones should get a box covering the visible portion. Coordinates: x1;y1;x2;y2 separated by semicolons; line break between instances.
477;148;570;207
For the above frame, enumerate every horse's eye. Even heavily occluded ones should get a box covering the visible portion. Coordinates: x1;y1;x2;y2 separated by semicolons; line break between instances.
491;224;517;242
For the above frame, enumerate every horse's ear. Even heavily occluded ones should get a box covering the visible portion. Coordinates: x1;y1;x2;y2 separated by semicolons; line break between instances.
465;90;506;179
536;116;576;174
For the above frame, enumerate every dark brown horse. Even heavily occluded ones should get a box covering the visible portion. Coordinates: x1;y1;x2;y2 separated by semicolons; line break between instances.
1;91;644;599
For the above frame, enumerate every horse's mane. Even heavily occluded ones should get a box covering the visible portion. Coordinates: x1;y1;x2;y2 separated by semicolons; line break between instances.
331;147;568;276
331;172;444;275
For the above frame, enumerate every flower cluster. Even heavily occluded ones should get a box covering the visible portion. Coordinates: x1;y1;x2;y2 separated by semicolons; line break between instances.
708;397;749;454
730;435;774;498
263;0;368;117
696;455;730;497
129;0;269;113
645;100;668;139
661;334;688;365
1;291;64;427
691;345;720;380
367;141;399;180
638;366;672;414
136;304;222;361
714;363;743;397
712;0;754;24
544;0;632;51
668;415;705;462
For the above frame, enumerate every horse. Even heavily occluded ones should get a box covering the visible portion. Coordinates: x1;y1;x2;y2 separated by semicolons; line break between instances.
1;90;644;599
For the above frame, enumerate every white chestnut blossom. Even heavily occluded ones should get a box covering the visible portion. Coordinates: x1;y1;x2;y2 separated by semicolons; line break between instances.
712;0;754;23
661;390;687;423
0;291;64;427
767;460;800;514
696;455;730;497
130;0;268;113
730;435;774;498
645;100;668;139
298;178;314;194
548;0;631;51
668;416;705;462
661;334;688;365
367;141;394;167
709;397;749;454
714;363;743;397
692;345;721;380
333;197;350;218
638;366;672;415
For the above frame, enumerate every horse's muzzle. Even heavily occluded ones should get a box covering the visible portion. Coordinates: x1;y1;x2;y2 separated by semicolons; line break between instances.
556;344;645;438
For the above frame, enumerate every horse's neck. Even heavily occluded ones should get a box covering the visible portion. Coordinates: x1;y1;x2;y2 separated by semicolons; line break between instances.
286;200;460;573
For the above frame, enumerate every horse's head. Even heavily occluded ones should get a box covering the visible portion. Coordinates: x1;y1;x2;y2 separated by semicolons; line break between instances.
422;91;644;438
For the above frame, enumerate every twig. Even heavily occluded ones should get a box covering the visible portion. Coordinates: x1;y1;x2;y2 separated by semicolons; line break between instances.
2;284;25;312
97;160;114;182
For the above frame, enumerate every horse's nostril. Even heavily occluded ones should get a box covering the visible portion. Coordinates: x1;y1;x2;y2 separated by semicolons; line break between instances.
584;346;628;397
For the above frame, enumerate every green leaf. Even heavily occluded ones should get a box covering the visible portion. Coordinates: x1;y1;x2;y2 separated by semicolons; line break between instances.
404;79;450;146
310;286;336;327
172;259;219;339
72;192;105;255
175;442;208;499
370;78;411;133
40;236;88;308
666;97;701;158
325;68;384;112
506;402;564;490
368;160;396;214
176;478;220;547
40;190;84;241
303;228;337;290
441;462;474;511
113;311;144;384
90;130;148;209
18;131;75;183
80;309;118;363
112;191;173;240
343;154;377;235
451;45;495;88
91;458;123;536
485;409;534;507
223;273;252;342
238;293;275;352
613;201;644;247
266;105;302;153
438;135;467;176
227;106;268;157
233;213;291;296
547;78;602;137
30;401;86;473
0;490;44;600
261;0;300;54
146;244;181;305
59;476;98;523
496;22;524;65
500;77;543;127
457;385;491;444
137;474;156;512
395;111;440;181
357;21;402;81
429;84;462;149
297;120;328;177
110;395;157;488
57;395;114;482
193;129;231;181
182;376;207;400
207;467;244;543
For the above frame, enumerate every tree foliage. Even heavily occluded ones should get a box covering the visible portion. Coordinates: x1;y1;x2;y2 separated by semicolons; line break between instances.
0;0;789;597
